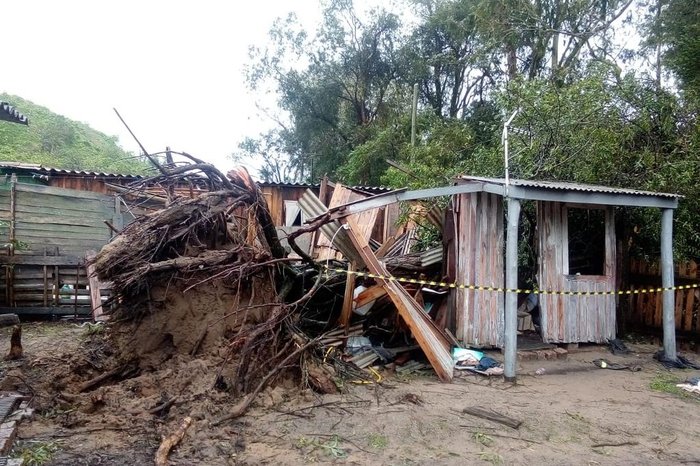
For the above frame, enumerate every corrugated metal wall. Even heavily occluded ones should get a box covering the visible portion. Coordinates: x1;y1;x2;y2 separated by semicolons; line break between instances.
537;201;616;343
452;192;504;347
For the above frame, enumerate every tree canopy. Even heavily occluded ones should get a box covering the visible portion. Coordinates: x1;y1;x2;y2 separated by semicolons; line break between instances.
0;93;151;175
239;0;700;258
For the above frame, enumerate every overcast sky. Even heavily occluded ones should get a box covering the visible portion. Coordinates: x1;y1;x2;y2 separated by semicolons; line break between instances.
1;0;379;174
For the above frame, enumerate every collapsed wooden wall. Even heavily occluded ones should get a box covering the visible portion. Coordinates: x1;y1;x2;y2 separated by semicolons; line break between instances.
537;201;616;343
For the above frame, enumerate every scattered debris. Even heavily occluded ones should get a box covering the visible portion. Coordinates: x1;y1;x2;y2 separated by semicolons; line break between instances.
607;338;631;355
592;359;642;372
653;351;700;369
676;377;700;395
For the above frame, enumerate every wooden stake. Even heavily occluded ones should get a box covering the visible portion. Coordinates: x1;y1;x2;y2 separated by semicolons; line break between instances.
5;325;22;360
154;416;192;466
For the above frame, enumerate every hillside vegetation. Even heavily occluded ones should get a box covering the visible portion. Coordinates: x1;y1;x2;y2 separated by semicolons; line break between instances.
0;93;151;175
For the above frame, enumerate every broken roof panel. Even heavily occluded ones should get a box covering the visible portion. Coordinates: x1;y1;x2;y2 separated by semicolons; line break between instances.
0;102;28;125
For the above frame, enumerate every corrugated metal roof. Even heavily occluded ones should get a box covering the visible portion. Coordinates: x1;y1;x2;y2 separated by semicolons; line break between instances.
258;181;319;189
0;162;142;179
460;176;682;199
258;180;393;193
0;102;28;125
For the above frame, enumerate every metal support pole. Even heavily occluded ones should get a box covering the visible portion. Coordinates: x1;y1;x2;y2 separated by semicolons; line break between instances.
660;208;676;360
504;198;521;382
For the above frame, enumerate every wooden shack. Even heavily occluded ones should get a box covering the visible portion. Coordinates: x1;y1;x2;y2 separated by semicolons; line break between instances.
448;176;680;351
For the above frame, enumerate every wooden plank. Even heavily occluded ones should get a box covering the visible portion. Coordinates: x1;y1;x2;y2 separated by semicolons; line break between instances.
0;306;91;316
0;255;82;266
675;288;684;330
86;250;107;321
339;261;357;328
684;288;695;332
14;202;113;218
341;215;454;382
14;215;108;228
15;182;115;202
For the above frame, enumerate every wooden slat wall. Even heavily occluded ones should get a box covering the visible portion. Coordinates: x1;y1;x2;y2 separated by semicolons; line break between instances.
0;183;117;257
537;202;616;343
0;181;123;309
628;258;699;334
453;192;504;347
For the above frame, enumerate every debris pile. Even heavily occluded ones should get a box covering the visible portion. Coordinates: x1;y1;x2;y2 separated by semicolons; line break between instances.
87;158;465;416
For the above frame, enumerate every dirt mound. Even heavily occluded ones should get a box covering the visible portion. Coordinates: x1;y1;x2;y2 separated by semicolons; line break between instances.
110;276;277;370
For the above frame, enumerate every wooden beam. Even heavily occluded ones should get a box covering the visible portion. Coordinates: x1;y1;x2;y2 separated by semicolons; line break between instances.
341;216;454;382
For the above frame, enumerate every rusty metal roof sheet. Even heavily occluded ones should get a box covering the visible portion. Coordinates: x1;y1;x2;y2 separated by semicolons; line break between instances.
0;162;142;179
459;176;682;199
0;102;28;125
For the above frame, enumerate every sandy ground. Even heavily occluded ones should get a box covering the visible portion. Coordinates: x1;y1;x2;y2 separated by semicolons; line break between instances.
1;322;699;465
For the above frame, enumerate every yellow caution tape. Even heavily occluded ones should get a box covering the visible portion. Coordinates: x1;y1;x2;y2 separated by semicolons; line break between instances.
322;265;699;296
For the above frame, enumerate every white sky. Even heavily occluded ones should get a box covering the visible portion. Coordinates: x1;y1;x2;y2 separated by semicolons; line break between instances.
0;0;362;174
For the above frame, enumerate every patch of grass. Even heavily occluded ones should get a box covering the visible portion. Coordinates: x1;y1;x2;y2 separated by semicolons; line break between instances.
478;451;503;465
11;441;60;465
472;431;495;447
81;322;105;337
565;411;588;423
296;435;347;458
368;432;388;449
650;373;689;397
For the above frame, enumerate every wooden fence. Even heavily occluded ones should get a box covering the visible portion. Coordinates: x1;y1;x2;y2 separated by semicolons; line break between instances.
628;258;699;334
0;177;122;315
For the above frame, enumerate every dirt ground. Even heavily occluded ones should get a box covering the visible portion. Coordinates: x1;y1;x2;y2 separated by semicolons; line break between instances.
1;322;700;466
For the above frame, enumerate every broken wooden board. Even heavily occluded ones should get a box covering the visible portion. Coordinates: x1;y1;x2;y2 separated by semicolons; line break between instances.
341;216;454;382
354;284;388;308
314;184;378;261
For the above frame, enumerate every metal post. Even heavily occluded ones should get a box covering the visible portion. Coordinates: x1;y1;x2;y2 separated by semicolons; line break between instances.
660;208;676;360
411;83;419;149
502;110;519;196
504;198;521;382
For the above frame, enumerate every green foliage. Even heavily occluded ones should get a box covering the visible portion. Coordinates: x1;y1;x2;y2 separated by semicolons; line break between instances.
659;0;700;98
0;93;151;175
11;441;60;466
243;0;700;259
